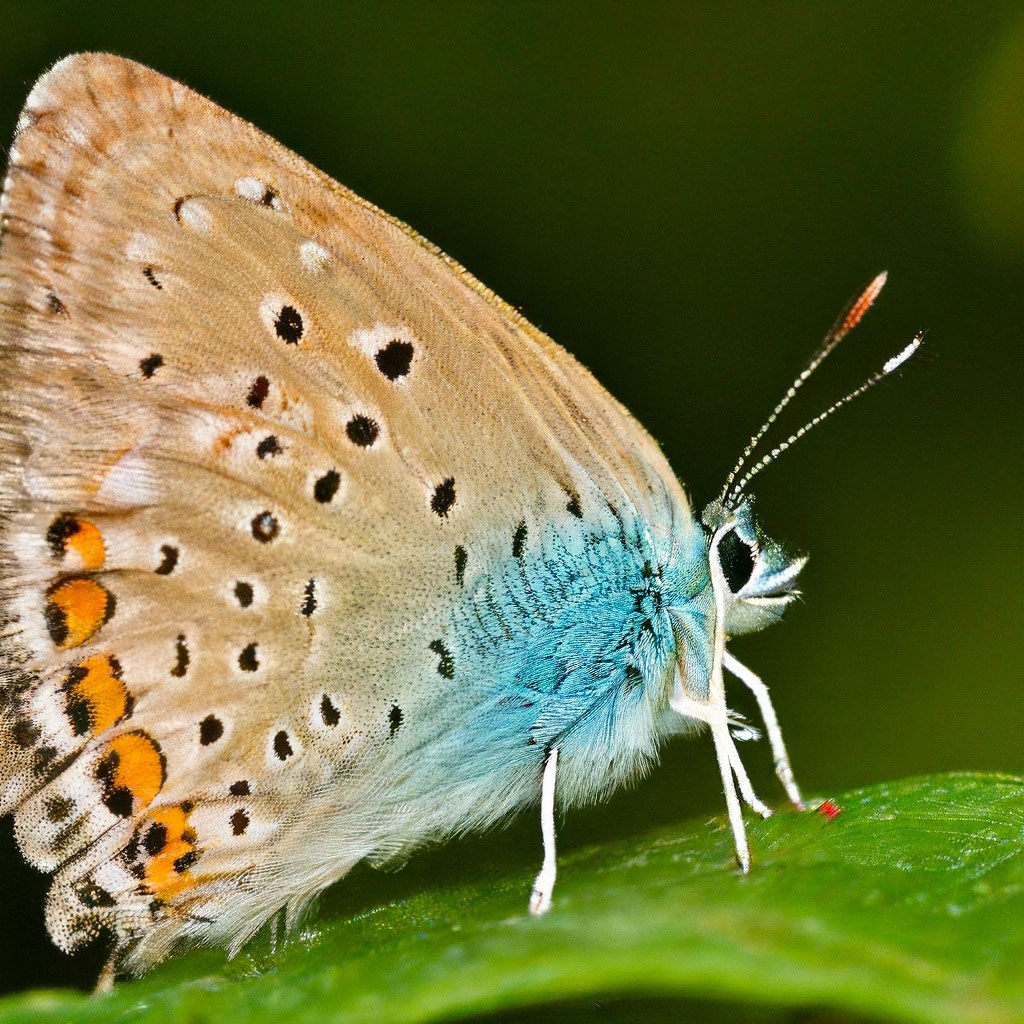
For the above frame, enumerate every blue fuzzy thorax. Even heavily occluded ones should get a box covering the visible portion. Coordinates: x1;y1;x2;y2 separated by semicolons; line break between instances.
425;515;713;809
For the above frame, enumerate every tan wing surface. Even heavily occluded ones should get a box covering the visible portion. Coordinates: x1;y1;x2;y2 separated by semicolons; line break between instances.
0;54;688;969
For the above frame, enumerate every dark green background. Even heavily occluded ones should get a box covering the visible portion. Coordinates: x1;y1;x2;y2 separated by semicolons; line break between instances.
0;0;1021;1011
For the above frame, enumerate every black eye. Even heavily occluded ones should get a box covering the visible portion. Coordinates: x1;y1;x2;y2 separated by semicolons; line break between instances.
717;530;755;593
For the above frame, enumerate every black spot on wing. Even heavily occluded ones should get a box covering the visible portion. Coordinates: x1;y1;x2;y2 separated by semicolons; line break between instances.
274;305;303;343
301;579;317;617
173;850;198;873
374;339;414;380
247;375;269;409
43;601;68;646
46;514;77;559
251;512;279;543
65;689;91;737
139;354;164;378
345;415;379;448
429;639;455;679
199;715;223;745
320;694;340;726
431;478;456;518
45;795;73;822
11;719;40;748
389;704;404;738
273;730;294;761
75;880;115;908
238;644;259;672
565;487;583;518
256;435;283;459
171;635;189;678
512;521;527;558
155;544;178;575
313;471;340;503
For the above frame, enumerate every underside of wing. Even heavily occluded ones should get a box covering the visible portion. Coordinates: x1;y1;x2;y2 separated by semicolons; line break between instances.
0;53;691;972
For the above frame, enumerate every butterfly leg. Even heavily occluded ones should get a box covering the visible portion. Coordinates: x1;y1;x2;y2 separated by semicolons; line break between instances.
710;719;751;872
725;738;773;819
723;650;805;810
670;685;753;869
529;746;559;916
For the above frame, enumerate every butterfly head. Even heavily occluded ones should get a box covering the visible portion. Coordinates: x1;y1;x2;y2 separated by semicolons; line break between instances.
701;273;923;635
701;495;806;636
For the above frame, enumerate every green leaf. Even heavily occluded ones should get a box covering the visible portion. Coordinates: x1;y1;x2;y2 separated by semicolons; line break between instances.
3;772;1023;1024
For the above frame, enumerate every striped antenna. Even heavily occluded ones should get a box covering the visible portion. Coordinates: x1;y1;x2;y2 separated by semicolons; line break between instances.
727;331;923;503
719;272;891;506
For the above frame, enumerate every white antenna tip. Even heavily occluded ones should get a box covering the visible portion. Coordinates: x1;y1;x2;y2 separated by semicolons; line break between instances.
883;334;922;375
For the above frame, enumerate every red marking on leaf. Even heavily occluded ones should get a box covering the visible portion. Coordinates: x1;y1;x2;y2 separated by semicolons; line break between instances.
818;799;842;821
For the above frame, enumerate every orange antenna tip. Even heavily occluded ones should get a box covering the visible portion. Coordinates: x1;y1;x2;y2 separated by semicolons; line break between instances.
841;270;888;334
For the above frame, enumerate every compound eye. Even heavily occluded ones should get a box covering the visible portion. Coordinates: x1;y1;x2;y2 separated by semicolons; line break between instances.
717;529;755;593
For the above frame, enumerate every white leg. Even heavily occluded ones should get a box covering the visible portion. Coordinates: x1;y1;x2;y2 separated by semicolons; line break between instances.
724;650;806;810
710;721;750;872
529;746;559;916
725;738;773;819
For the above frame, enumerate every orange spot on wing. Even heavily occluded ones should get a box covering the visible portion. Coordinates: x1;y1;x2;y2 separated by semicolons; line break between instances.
64;654;130;735
104;732;165;809
46;578;115;648
66;520;105;570
213;426;246;453
141;805;199;898
47;514;105;569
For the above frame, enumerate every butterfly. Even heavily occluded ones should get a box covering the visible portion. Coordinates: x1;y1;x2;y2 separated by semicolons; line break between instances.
0;53;920;984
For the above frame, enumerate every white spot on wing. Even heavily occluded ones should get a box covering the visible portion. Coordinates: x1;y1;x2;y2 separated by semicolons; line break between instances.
92;860;136;896
234;176;267;201
299;240;332;272
29;682;79;749
348;323;418;368
234;176;282;210
65;122;90;148
176;198;213;233
125;232;160;262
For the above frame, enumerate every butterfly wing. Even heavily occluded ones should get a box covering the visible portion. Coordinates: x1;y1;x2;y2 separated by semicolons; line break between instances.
0;54;691;971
